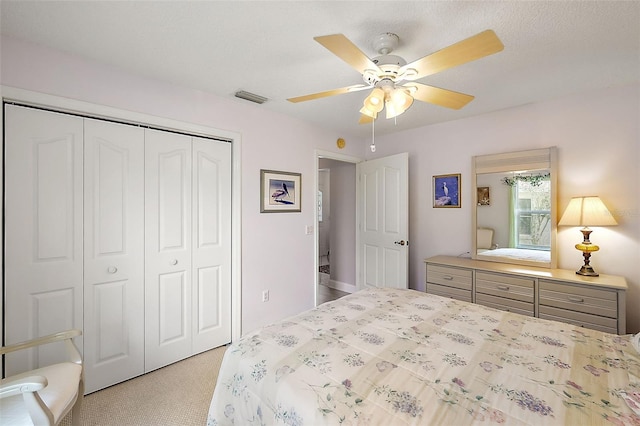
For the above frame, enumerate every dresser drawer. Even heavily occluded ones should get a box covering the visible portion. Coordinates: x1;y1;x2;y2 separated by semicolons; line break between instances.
476;293;534;317
426;264;472;291
424;256;626;335
539;280;617;319
426;283;472;303
476;272;534;303
539;306;618;334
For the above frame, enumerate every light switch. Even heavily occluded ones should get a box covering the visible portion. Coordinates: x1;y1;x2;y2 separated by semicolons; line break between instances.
305;225;314;235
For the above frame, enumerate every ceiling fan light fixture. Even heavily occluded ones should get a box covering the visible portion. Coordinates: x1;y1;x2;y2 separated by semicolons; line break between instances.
359;106;376;118
385;88;414;119
392;88;413;108
385;101;400;119
360;87;385;117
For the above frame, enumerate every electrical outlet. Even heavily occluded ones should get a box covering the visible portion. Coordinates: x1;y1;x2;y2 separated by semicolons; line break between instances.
262;290;269;302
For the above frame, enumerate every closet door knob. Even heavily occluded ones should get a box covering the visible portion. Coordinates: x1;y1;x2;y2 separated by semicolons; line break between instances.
170;259;178;266
107;266;118;274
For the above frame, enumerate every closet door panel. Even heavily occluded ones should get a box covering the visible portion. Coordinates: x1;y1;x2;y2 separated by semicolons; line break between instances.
83;118;145;392
192;138;232;353
4;105;84;376
145;129;192;371
4;105;82;375
158;271;189;343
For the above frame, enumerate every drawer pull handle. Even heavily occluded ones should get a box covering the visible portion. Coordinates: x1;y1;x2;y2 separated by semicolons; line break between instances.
107;266;118;274
568;296;584;303
497;285;510;291
170;259;179;266
443;275;454;280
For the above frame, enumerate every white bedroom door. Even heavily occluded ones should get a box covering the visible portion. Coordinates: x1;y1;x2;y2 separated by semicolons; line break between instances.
83;118;145;393
356;152;409;290
4;105;84;375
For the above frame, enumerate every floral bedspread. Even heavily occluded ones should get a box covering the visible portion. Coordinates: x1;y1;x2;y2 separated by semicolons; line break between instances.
207;288;640;425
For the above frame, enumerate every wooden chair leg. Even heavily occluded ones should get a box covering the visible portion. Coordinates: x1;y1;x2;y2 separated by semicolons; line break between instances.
71;379;84;426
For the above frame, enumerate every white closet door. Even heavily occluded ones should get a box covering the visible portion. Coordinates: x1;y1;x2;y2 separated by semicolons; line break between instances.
145;129;193;371
4;105;84;375
191;137;232;353
83;118;145;392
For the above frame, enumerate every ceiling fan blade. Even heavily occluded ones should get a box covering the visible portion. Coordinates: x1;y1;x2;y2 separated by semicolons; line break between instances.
405;82;475;110
359;114;374;124
314;34;382;75
400;30;504;80
287;84;371;103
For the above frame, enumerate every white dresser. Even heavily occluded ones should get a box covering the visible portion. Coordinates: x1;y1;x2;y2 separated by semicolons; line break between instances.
424;255;627;334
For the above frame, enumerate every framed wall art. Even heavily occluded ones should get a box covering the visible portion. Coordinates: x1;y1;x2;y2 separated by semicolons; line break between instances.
477;186;491;206
433;173;461;208
260;169;301;213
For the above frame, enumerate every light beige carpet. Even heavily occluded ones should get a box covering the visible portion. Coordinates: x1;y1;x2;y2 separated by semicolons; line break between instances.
61;345;227;426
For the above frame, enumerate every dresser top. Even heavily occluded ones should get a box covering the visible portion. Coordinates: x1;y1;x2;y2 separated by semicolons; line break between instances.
425;255;628;290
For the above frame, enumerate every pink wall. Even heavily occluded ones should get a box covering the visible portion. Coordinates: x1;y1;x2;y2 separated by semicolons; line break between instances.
318;159;357;290
370;83;640;333
330;161;357;288
2;36;639;334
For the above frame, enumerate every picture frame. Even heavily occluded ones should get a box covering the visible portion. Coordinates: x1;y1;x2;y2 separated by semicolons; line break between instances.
477;186;491;206
433;173;461;208
260;169;301;213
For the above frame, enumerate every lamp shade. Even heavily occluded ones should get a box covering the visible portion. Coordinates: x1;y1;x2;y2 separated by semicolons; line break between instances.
359;107;378;119
558;196;617;227
385;88;414;119
360;88;385;118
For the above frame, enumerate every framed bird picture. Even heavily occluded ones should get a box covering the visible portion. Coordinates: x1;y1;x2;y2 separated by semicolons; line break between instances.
260;169;302;213
433;173;461;208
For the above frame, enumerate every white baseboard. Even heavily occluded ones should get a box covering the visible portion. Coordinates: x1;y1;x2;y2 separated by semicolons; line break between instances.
327;279;356;294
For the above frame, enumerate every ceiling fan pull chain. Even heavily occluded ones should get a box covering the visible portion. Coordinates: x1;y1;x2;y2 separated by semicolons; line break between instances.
370;118;376;152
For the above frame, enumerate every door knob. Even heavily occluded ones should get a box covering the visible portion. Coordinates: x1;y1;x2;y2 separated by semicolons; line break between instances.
394;240;406;246
170;259;178;266
107;266;118;274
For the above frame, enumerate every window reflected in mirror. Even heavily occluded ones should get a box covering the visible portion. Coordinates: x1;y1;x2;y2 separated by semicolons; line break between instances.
513;177;551;250
472;147;557;268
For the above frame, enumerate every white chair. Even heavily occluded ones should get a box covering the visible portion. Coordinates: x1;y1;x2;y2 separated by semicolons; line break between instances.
0;330;84;426
477;227;495;252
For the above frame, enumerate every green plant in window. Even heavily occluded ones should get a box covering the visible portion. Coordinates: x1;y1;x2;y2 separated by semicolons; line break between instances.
501;173;550;187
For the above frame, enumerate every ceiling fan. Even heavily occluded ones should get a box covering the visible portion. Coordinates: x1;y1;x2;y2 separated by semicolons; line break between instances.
287;30;504;122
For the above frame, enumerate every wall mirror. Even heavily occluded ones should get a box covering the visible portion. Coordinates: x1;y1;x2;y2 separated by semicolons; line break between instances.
472;147;558;269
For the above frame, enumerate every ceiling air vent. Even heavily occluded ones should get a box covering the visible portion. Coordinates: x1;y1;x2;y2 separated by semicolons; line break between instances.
235;90;268;104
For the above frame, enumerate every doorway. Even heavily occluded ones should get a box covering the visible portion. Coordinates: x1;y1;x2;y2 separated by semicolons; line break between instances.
314;151;361;306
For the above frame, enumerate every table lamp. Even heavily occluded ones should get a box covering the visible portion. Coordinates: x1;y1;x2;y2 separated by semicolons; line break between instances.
558;196;617;276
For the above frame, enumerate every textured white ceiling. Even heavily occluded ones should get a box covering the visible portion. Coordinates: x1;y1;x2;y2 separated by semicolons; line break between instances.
1;1;639;139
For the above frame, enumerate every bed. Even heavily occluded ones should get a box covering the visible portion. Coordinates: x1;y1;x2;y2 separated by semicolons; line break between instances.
477;247;551;263
207;288;640;425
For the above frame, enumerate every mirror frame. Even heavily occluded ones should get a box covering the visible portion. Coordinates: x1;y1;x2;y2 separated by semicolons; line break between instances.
471;147;558;269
